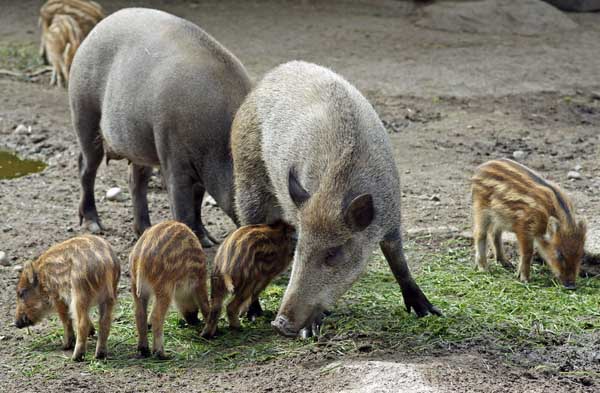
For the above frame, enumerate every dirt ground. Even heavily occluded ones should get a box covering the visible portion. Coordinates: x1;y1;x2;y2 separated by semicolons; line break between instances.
1;0;600;392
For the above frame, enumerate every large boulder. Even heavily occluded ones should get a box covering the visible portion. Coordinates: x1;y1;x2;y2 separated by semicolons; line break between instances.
415;0;578;35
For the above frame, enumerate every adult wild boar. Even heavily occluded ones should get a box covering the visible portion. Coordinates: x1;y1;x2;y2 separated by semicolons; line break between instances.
231;61;441;337
69;8;251;247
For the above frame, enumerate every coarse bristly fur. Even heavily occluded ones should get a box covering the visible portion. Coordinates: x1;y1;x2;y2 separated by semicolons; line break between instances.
14;235;120;361
39;0;104;63
129;220;210;359
201;220;296;338
44;14;84;87
471;158;586;289
231;61;439;338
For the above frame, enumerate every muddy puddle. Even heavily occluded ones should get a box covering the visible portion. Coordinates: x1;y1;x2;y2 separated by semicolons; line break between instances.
0;151;46;179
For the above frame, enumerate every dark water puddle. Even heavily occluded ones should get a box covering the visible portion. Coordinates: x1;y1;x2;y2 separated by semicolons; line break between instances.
0;151;46;179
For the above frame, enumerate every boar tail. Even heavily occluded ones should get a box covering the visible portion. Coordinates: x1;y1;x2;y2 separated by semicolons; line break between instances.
135;264;143;298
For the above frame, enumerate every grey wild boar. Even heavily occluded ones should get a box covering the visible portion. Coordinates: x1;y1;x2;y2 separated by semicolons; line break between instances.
201;220;296;339
14;235;120;361
129;221;210;359
231;61;440;337
44;14;84;87
472;158;586;289
69;8;251;247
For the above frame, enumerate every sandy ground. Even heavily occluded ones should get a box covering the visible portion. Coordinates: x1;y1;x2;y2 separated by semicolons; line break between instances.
1;1;600;392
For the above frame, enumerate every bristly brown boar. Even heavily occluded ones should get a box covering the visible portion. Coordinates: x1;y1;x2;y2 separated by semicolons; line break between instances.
14;234;120;361
39;0;104;63
129;220;209;358
471;158;586;289
44;14;84;87
201;220;296;338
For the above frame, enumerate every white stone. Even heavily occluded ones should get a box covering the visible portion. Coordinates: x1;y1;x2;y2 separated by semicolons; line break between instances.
14;124;30;134
513;150;527;160
106;187;125;201
574;164;583;171
204;195;218;207
567;171;582;180
12;264;22;272
0;251;8;266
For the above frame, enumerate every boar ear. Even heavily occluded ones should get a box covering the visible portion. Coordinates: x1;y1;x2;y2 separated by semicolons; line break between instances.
544;216;560;241
23;262;38;286
344;194;375;232
288;168;310;207
578;219;587;234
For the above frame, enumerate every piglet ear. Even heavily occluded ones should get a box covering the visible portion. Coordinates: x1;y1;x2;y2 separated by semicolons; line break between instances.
23;262;38;286
288;168;310;207
544;216;560;242
578;219;587;234
344;194;375;232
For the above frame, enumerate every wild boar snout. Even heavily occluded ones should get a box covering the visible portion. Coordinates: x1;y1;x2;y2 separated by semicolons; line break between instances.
14;313;32;329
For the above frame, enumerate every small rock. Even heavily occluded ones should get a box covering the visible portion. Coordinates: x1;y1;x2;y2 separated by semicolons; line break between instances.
592;91;600;100
0;251;8;266
204;195;218;207
430;195;440;202
12;264;23;272
513;150;527;160
106;187;124;201
14;124;30;134
567;171;582;180
574;164;583;171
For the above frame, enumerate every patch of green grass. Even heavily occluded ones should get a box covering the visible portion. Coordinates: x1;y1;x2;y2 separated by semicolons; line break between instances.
0;43;44;72
24;239;600;376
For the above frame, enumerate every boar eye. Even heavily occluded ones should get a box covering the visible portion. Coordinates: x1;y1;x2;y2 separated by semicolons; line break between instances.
17;289;26;299
557;251;565;263
324;246;342;265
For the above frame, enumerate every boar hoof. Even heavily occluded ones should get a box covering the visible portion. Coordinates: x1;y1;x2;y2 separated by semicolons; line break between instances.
402;282;442;317
136;346;151;358
153;351;169;360
246;302;264;321
199;236;215;249
63;341;75;350
200;328;215;339
95;350;107;360
72;352;85;362
182;312;201;326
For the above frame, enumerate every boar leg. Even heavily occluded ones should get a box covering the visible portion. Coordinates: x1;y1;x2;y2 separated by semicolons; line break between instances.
95;298;114;360
473;211;491;271
226;295;246;330
75;110;104;233
72;299;92;362
150;292;171;359
201;276;226;339
128;164;153;236
516;234;534;283
55;300;75;350
492;229;512;269
380;231;441;317
132;290;151;358
193;183;219;246
163;168;213;248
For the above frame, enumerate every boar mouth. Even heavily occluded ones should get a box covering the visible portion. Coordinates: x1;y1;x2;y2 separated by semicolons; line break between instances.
272;308;325;338
15;315;33;329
